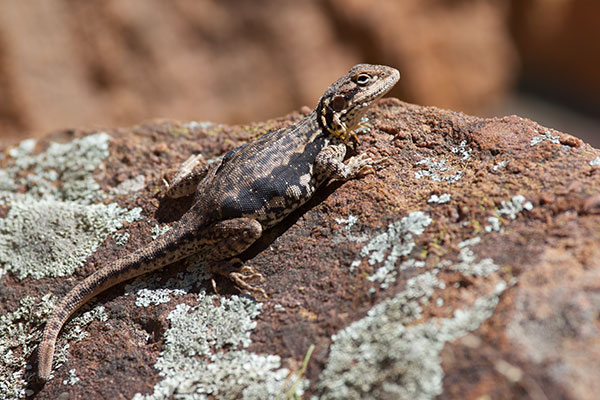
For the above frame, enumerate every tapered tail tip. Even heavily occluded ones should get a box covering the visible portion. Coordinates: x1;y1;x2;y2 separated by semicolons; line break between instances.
37;344;54;381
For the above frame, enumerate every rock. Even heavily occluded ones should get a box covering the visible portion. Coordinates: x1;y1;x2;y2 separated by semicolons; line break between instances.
0;1;516;143
325;0;517;113
511;0;600;112
1;99;599;399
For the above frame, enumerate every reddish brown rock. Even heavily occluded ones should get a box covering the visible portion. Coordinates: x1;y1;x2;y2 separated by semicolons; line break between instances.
511;0;600;110
0;1;516;144
1;99;599;399
325;0;518;113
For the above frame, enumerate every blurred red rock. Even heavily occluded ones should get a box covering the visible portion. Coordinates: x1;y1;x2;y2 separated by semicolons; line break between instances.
511;0;600;109
0;0;517;143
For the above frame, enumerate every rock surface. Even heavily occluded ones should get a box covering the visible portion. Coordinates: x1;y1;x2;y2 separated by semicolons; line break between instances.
1;99;599;399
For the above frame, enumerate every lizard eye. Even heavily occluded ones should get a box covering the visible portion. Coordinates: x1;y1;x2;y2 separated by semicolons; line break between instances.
331;95;347;112
355;73;371;86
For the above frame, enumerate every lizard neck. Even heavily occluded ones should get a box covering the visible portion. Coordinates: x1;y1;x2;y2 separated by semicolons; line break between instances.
314;99;351;146
299;108;343;146
302;109;322;137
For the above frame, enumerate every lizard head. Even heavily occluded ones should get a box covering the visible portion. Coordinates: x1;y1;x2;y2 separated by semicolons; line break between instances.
318;64;400;144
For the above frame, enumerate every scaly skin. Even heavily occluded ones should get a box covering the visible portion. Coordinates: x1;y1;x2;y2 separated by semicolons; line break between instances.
37;64;400;380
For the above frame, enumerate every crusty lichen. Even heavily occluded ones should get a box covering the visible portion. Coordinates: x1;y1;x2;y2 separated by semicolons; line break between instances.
0;133;142;397
316;269;507;400
414;157;463;183
0;295;107;398
451;237;499;277
0;295;55;399
427;193;451;204
530;130;560;147
1;132;110;204
126;265;307;399
324;207;510;399
497;195;533;220
0;133;142;279
124;261;211;308
134;291;306;400
0;199;141;279
349;211;432;289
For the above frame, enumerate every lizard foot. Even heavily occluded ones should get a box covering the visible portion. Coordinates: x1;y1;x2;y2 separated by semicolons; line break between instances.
229;266;267;299
347;153;389;178
208;262;267;299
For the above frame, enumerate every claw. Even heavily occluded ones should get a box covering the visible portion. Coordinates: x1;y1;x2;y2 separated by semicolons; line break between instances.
371;156;390;168
357;165;376;177
211;278;220;295
361;156;389;176
209;262;267;299
356;118;372;133
229;266;267;299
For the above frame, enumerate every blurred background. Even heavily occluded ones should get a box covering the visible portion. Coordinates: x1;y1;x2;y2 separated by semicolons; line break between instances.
0;0;598;147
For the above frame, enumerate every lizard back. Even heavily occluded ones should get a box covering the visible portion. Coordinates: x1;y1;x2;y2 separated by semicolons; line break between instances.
196;112;329;226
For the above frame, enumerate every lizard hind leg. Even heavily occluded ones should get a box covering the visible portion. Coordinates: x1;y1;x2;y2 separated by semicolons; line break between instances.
204;218;267;298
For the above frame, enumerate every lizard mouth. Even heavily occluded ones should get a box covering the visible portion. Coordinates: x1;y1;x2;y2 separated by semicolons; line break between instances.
370;67;400;102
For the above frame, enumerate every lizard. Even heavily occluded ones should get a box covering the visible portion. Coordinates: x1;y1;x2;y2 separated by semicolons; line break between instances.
37;63;400;380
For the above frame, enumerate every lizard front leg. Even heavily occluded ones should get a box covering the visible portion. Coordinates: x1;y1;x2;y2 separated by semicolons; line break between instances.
165;154;210;198
315;142;379;181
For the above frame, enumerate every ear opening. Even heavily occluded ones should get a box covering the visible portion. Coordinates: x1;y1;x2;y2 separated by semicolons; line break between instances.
331;95;347;112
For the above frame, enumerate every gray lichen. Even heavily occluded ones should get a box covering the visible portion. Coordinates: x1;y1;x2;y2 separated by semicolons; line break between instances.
110;175;146;196
0;199;141;279
333;214;368;244
1;132;111;204
62;369;80;386
7;138;36;159
316;271;507;400
497;195;533;220
451;140;472;161
451;237;499;277
183;121;217;131
113;232;131;247
0;133;143;279
0;295;55;399
414;157;463;183
349;211;432;289
427;193;451;204
133;288;187;308
318;207;510;399
530;130;560;146
151;224;172;240
124;262;211;307
0;133;143;396
492;160;508;172
484;216;501;232
0;295;107;399
134;291;306;400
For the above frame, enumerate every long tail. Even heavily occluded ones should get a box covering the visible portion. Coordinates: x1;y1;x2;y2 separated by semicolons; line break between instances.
37;225;197;380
